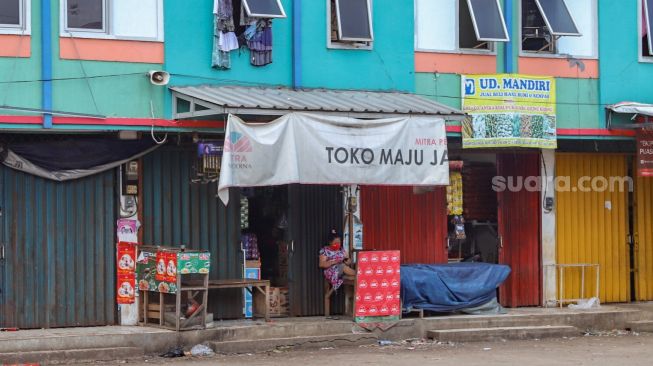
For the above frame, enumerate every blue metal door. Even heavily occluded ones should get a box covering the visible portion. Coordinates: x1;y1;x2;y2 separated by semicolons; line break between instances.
0;166;117;328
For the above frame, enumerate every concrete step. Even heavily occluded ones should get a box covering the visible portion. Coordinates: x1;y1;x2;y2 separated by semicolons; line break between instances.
419;309;642;333
210;333;378;354
427;325;580;343
0;346;144;364
0;331;176;354
206;320;356;342
626;320;653;333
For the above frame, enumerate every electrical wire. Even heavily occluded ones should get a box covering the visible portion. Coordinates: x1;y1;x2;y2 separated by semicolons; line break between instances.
0;71;618;107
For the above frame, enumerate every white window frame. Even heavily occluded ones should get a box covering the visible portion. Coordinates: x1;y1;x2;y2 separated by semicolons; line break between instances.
61;0;164;42
519;0;598;59
466;0;510;42
242;0;287;18
0;0;31;35
327;0;373;50
334;0;374;42
414;0;496;55
534;0;581;36
640;0;653;62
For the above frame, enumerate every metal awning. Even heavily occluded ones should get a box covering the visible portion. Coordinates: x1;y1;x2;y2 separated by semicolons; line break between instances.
607;102;653;129
170;85;466;120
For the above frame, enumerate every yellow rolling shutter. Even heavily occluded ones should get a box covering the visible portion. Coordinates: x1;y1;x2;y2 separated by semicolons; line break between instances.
556;153;630;303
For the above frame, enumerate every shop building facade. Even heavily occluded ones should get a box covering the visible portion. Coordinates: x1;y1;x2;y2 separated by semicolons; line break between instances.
414;0;653;306
0;0;455;327
3;0;653;330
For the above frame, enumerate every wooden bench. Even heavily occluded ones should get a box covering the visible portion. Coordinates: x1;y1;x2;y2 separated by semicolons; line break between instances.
208;279;271;321
324;275;355;317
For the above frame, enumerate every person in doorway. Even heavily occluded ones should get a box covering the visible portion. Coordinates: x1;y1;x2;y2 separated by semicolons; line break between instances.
319;229;355;290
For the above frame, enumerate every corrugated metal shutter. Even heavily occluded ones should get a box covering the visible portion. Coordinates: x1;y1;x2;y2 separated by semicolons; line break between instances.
360;186;448;264
634;171;653;301
287;184;343;317
556;153;630;303
142;146;243;319
0;166;116;328
497;153;541;307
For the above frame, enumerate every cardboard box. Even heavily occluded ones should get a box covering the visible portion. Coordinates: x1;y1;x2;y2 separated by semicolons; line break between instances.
254;287;289;317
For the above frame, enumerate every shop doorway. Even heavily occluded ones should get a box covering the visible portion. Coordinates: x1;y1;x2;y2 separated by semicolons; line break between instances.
496;152;542;307
448;151;542;307
242;184;343;317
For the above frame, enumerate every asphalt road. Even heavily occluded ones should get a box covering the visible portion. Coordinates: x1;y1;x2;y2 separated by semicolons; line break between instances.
72;331;653;366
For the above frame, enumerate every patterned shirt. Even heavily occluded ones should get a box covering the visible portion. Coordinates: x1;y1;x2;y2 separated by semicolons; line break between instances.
319;247;346;290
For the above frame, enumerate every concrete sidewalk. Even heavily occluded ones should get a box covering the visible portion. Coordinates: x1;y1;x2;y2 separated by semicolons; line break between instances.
1;303;652;364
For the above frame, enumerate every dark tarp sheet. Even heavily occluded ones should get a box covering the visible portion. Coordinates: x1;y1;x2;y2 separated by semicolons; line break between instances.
0;138;159;181
401;263;511;313
7;138;156;171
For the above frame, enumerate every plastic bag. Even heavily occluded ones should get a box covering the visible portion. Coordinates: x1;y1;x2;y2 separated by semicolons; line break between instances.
568;297;600;309
190;344;215;357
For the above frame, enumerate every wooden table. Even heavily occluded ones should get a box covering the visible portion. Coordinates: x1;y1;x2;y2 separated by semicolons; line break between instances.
208;279;271;321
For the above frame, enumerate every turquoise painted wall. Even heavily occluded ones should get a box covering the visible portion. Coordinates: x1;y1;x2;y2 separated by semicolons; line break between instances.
299;1;414;91
0;0;165;120
599;0;653;126
164;0;415;117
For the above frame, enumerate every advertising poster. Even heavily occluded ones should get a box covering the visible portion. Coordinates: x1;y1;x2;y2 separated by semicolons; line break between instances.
116;242;136;304
116;242;136;275
461;74;557;149
117;219;139;243
178;252;211;274
165;251;178;283
137;250;179;294
355;251;401;319
117;274;136;304
637;129;653;177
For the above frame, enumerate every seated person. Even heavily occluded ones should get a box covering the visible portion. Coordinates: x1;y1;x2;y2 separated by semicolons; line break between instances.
319;229;355;290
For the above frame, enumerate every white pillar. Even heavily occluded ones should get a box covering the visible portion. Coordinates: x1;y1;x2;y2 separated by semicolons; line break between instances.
119;165;139;326
541;149;557;307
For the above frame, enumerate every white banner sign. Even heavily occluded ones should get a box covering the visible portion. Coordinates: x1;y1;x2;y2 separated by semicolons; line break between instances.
218;113;449;204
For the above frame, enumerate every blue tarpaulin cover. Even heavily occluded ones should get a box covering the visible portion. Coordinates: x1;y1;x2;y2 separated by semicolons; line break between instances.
401;263;511;313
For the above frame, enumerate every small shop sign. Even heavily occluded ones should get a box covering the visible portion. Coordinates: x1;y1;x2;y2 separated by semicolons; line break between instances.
637;129;653;177
461;74;557;149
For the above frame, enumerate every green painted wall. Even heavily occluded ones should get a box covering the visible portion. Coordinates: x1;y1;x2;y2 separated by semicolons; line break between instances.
556;78;600;129
0;0;42;112
0;0;165;120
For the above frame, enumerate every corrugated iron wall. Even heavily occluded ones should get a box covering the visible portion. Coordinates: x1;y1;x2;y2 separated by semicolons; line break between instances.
142;146;243;319
556;153;630;303
0;166;116;328
496;153;541;307
360;186;448;264
287;185;343;316
635;172;653;301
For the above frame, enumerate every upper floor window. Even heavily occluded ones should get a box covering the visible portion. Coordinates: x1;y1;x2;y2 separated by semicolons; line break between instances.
62;0;163;41
521;0;596;57
242;0;286;18
0;0;29;34
643;0;653;58
328;0;373;49
416;0;508;53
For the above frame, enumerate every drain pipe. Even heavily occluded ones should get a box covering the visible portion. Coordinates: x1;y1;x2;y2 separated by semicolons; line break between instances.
41;0;53;128
292;0;302;89
504;0;514;74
